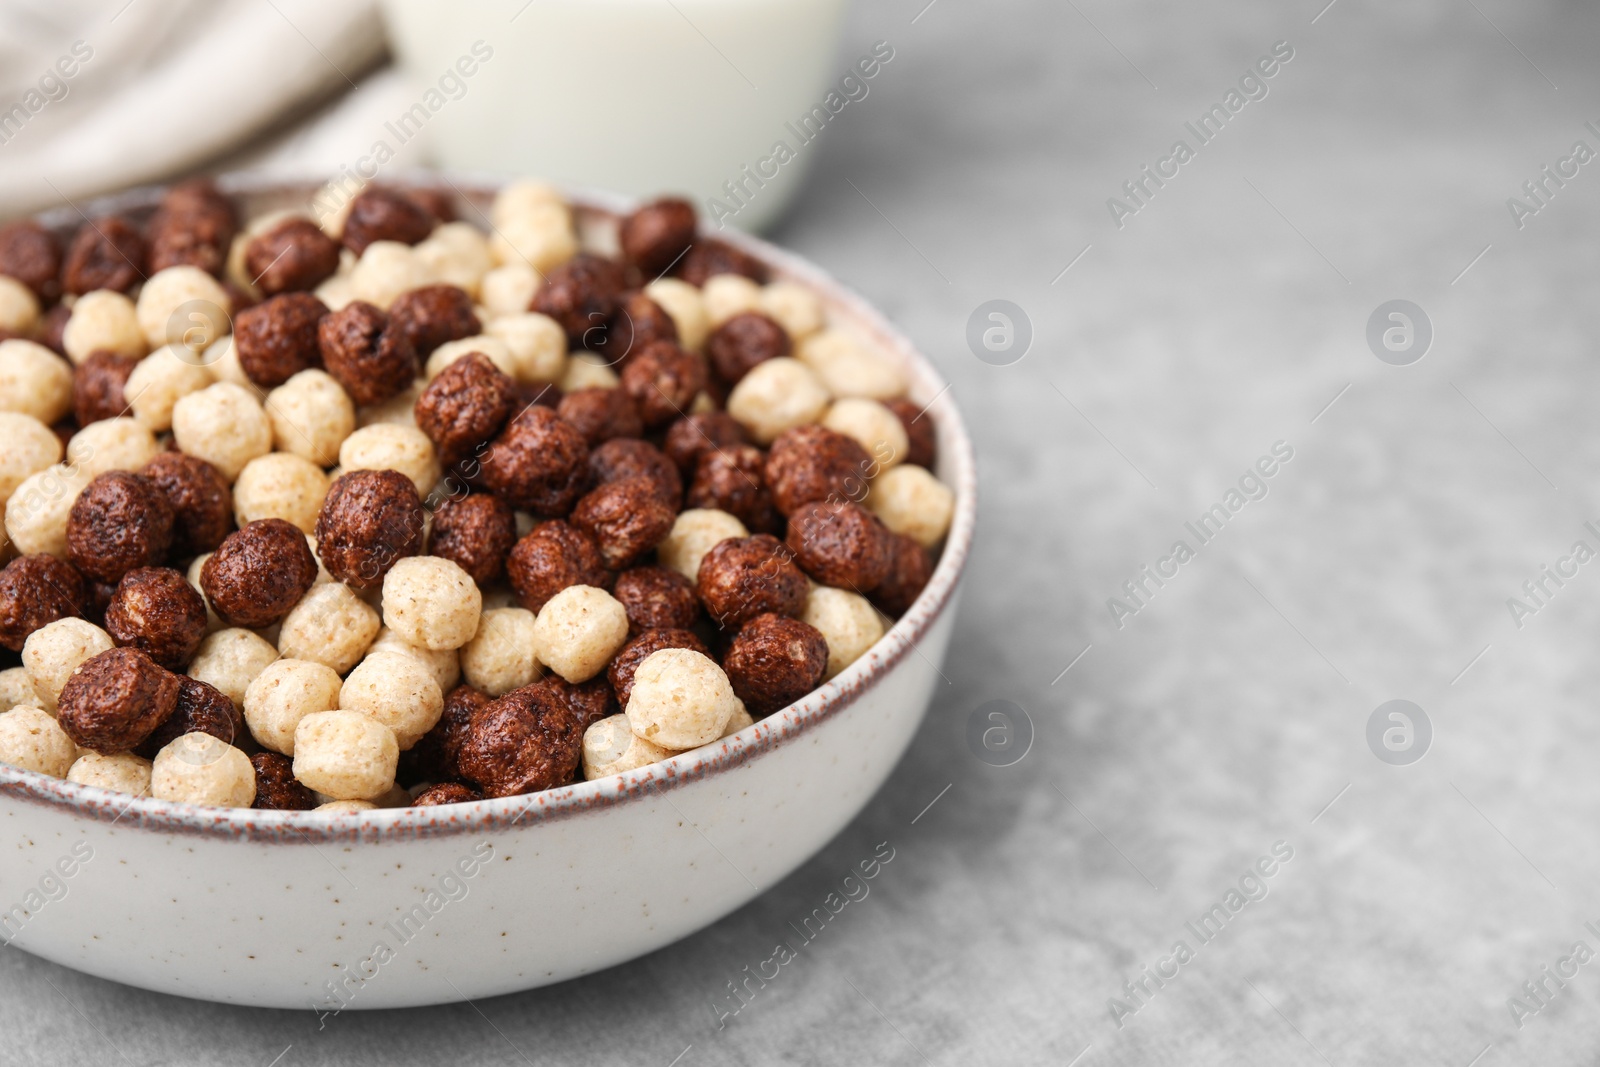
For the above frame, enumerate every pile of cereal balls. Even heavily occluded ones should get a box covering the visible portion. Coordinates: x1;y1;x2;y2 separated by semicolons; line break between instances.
0;178;952;812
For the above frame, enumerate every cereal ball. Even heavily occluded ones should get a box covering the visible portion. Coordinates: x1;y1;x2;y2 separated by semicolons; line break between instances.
696;534;807;629
141;452;233;557
314;469;425;590
726;357;829;445
233;453;329;534
0;555;77;653
613;565;699;634
786;501;893;591
490;204;579;276
65;471;175;584
559;351;621;392
390;284;480;357
317;300;417;408
657;508;748;582
139;676;243;758
233;292;328;388
588;439;682;508
764;425;873;516
487;312;567;384
644;278;710;353
122;345;211;431
0;413;62;501
62;291;146;363
0;339;74;422
0;220;62;302
187;627;278;712
457;680;583;797
663;411;746;475
706;311;791;384
531;253;628;347
702;273;763;329
802;586;885;680
36;303;71;357
65;416;161;477
480;264;540;318
675;237;769;288
73;352;138;426
313;273;357;313
18;615;106;714
244;658;343;755
430;493;515;586
68;751;153;796
571;478;676;569
250;751;316;809
619;197;697;276
381;555;481;652
478;406;590;516
582;713;675;779
265;369;354;465
62;217;147;296
620;341;705;429
608;628;709;708
351;242;436;310
823;398;910;471
5;464;90;558
506;520;611;613
882;397;937;470
491;180;564;227
688;444;781;533
868;465;954;548
871;532;935;616
135;266;231;351
796;329;907;400
414;351;516;467
460;607;542;697
405;682;486;782
624;647;739;749
557;386;642;447
201;519;319;629
56;646;178;753
596;291;680;366
340;651;443;750
200;335;262;398
338;423;441;501
245;216;341;295
0;667;39;711
149;732;254;806
145;179;237;277
423;334;517;381
0;705;77;777
277;582;379;675
722;613;829;716
354;377;425;429
540;673;618;733
414;222;491;296
532;585;629;683
342;187;435;255
759;281;825;341
171;383;273;481
722;701;755;737
104;567;207;669
413;781;482;805
0;275;39;334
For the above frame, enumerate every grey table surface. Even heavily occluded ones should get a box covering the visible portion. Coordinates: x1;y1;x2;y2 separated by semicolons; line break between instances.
7;0;1600;1063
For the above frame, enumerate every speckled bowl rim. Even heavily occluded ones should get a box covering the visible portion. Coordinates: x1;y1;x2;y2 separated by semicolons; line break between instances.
0;172;976;844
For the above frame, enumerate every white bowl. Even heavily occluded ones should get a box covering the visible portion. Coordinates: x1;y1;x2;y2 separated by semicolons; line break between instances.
0;175;975;1010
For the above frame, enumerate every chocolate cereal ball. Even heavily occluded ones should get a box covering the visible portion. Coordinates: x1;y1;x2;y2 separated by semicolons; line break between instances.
883;397;937;470
619;340;705;429
687;444;781;534
62;216;147;296
570;478;677;570
674;236;769;288
413;351;517;467
413;782;482;806
66;471;175;584
588;438;682;506
233;292;328;388
74;351;139;425
104;567;208;670
613;565;699;634
430;493;516;586
141;452;233;557
530;253;629;347
663;411;746;475
557;387;643;447
595;291;679;366
456;681;584;798
722;613;828;717
250;751;316;810
200;518;318;629
390;284;480;357
706;311;791;384
146;179;236;277
608;628;710;709
478;406;590;516
538;674;618;735
695;534;808;630
763;425;873;516
784;500;893;592
506;520;611;613
140;676;243;759
341;186;436;256
56;646;179;754
0;220;62;303
314;469;426;590
619;198;697;277
0;555;85;652
405;683;489;785
871;532;934;617
244;217;340;295
317;300;417;408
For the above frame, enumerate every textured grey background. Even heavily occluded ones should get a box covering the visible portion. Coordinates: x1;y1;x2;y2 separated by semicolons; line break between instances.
7;0;1600;1063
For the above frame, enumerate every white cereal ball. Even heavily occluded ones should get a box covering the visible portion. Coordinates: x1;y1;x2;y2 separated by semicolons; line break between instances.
702;273;763;327
381;556;481;652
487;313;567;383
721;701;755;738
727;357;830;445
644;278;710;352
314;272;358;313
657;508;748;582
0;706;77;776
315;799;377;813
172;382;273;482
582;713;676;779
491;181;565;227
0;276;40;334
480;263;540;318
265;369;354;465
424;334;517;381
185;553;224;633
338;423;441;499
200;335;263;399
233;452;329;533
625;648;740;749
0;667;39;711
277;583;380;675
68;752;153;796
414;222;493;297
868;465;954;548
151;732;256;807
0;413;62;503
490;203;577;274
243;658;343;755
339;651;443;750
796;329;907;401
293;709;399;800
822;398;910;471
460;607;542;696
759;281;825;341
689;391;716;415
62;290;146;363
367;782;413;808
123;345;213;432
22;618;114;712
351;241;434;310
188;627;278;711
0;339;74;423
135;265;231;350
305;534;334;586
558;351;620;392
532;585;629;683
5;464;90;557
367;626;460;694
802;586;885;680
66;416;160;477
355;378;424;429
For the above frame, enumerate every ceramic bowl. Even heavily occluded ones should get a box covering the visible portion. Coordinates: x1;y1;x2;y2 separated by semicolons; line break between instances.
0;175;974;1010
